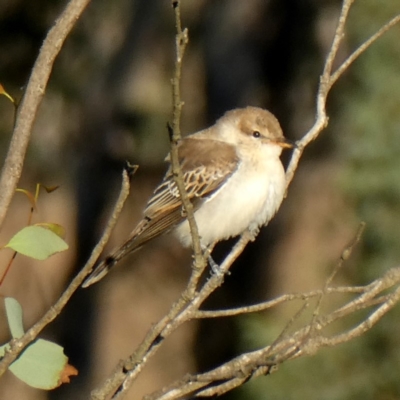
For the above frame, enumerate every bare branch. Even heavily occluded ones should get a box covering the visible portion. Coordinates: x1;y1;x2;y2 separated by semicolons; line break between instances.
285;0;352;185
193;286;367;318
0;0;91;229
331;13;400;86
286;5;400;188
145;266;400;400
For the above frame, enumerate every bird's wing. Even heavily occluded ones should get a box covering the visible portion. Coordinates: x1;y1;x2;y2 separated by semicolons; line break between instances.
82;138;239;288
131;137;240;245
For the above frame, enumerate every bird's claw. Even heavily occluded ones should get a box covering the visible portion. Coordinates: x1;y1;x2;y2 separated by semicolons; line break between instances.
208;255;230;276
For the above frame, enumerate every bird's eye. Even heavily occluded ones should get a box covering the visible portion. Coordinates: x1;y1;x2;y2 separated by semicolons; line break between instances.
253;131;261;138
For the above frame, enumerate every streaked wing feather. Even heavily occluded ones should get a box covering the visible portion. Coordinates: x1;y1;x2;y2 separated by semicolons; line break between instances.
135;137;239;244
129;197;203;248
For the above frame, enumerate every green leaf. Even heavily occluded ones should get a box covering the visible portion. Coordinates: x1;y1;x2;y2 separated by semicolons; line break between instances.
9;339;68;389
0;298;76;389
6;225;69;260
5;297;24;338
35;223;66;239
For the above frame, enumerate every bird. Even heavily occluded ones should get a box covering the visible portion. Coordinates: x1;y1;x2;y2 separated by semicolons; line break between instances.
82;106;293;288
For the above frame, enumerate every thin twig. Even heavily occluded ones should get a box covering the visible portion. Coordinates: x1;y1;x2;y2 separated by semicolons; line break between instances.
286;0;354;185
0;169;131;377
168;0;206;282
311;222;366;322
331;13;400;86
193;286;367;318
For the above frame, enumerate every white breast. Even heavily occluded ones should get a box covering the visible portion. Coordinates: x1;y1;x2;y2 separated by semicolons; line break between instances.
175;146;286;247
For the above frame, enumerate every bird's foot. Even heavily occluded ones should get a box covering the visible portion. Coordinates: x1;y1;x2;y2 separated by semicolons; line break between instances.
201;244;229;277
208;255;230;276
248;225;260;241
208;255;221;275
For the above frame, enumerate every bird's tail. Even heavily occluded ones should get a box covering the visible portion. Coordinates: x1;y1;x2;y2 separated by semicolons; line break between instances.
82;237;143;288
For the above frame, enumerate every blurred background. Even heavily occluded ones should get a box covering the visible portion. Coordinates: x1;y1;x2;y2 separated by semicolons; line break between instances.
0;0;400;399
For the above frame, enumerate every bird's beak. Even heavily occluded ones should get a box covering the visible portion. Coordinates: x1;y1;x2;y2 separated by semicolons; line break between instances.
275;137;295;149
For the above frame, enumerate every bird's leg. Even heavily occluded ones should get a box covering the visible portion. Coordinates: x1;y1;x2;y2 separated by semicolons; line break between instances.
208;254;221;275
202;243;229;276
248;225;261;241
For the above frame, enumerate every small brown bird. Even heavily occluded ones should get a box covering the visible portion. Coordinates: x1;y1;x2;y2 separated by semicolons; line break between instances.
82;106;293;287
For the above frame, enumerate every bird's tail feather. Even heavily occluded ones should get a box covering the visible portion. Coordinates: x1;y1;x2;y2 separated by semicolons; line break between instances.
82;214;174;287
82;237;144;288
